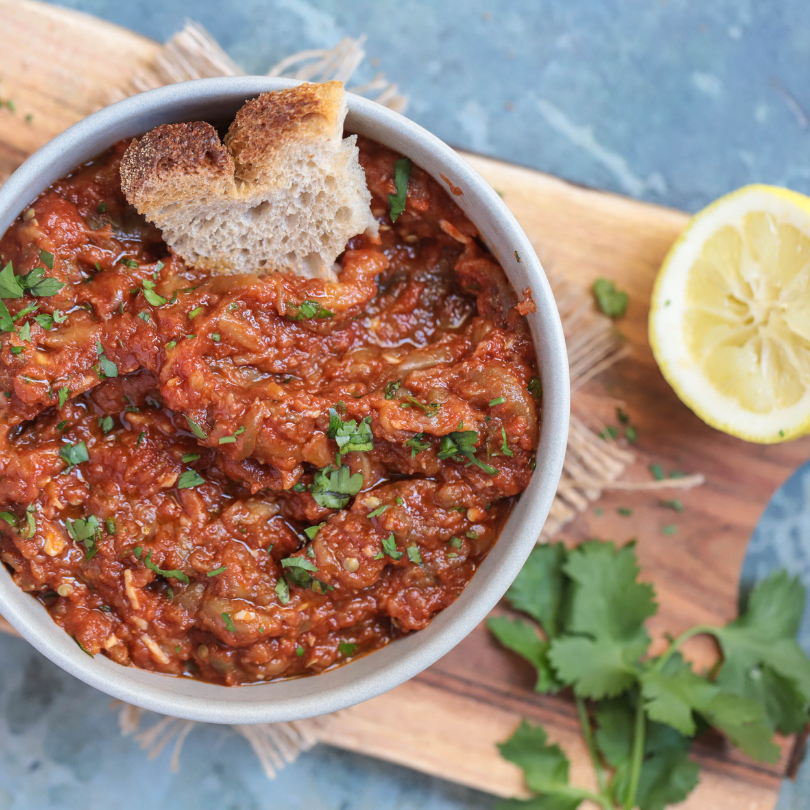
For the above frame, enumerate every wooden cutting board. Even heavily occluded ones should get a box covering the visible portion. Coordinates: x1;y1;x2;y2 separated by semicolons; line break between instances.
0;2;806;807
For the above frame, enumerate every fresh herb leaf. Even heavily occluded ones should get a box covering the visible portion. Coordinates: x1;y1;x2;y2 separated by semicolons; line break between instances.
404;432;430;458
0;511;17;527
59;440;89;470
593;278;629;318
34;313;54;330
488;617;560;693
56;420;68;431
57;386;70;409
500;426;514;457
367;504;388;518
310;465;364;510
275;578;290;605
658;499;684;512
99;415;114;434
39;249;54;269
143;549;189;583
141;279;167;307
137;310;150;323
489;396;506;406
106;518;116;535
407;546;423;565
0;262;24;298
177;470;204;489
384;379;401;399
304;522;326;540
207;566;227;577
66;514;101;560
527;376;542;398
184;416;207;440
288;299;333;320
327;409;374;456
437;430;498;476
281;556;319;573
339;640;358;657
649;463;665;481
95;342;118;378
380;533;402;561
388;158;411;222
221;613;235;632
617;507;633;517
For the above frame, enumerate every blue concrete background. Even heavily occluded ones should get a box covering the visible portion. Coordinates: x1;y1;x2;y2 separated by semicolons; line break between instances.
1;0;808;808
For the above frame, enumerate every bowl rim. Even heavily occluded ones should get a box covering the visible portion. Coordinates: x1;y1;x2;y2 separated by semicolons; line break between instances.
0;76;570;724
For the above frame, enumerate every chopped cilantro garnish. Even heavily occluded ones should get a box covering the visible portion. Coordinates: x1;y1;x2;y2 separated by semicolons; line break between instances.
659;499;685;512
57;386;70;409
367;504;388;518
95;342;118;378
133;546;143;559
291;482;306;493
123;259;139;269
384;379;401;399
500;427;514;457
625;425;637;442
407;546;424;566
288;299;333;320
188;306;203;320
34;313;53;330
599;425;619;440
275;578;290;605
207;566;227;577
106;518;116;535
327;409;374;457
56;420;68;431
138;310;150;323
143;549;189;583
184;416;207;440
0;511;17;527
66;514;101;560
221;613;235;632
593;278;629;318
281;556;319;573
396;497;404;505
437;430;498;476
96;202;107;214
339;641;358;657
527;376;542;397
489;397;506;406
99;415;114;434
304;522;326;540
141;278;167;306
310;465;364;510
0;262;23;299
136;431;145;448
9;346;22;355
211;333;220;342
616;407;630;424
617;506;633;516
449;536;463;549
649;463;665;481
401;395;440;416
388;158;411;222
165;340;177;350
39;249;54;269
405;433;430;458
177;470;204;489
59;440;89;470
181;453;200;463
380;533;403;560
662;524;677;535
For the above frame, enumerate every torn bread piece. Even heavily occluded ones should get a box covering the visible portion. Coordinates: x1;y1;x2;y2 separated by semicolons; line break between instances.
120;81;378;280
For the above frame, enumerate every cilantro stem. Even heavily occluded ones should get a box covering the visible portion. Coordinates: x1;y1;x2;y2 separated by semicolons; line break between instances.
575;696;608;797
624;694;646;810
654;624;717;672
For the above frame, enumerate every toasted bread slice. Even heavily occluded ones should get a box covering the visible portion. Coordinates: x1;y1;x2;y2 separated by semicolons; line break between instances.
120;81;377;279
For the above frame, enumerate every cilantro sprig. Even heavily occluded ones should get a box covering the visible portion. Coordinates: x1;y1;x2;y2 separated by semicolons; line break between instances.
488;541;810;810
593;278;629;319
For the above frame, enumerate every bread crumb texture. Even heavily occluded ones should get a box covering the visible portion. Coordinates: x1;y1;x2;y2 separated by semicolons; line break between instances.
120;81;378;279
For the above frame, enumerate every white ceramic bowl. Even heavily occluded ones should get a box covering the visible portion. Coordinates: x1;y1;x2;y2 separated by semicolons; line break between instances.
0;77;569;723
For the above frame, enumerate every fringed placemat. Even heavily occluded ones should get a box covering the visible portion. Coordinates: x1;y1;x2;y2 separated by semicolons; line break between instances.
0;20;703;781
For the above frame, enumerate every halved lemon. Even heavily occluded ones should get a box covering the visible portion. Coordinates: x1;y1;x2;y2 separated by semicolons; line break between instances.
649;185;810;443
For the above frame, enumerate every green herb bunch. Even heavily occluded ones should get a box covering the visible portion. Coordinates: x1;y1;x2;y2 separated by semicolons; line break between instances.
488;540;810;810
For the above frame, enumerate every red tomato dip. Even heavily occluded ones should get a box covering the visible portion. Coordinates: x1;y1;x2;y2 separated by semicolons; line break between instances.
0;136;540;685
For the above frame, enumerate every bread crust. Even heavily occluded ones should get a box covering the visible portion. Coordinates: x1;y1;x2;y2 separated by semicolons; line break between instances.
120;121;234;211
119;81;376;279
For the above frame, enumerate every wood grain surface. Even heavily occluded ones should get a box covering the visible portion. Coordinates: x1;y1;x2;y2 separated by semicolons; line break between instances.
0;2;805;807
